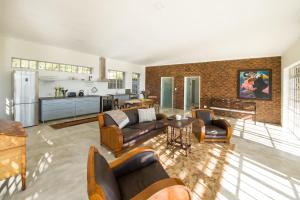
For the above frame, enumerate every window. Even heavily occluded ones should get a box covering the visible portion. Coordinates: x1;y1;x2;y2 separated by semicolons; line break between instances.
132;73;140;94
108;70;125;89
11;57;92;74
288;64;300;136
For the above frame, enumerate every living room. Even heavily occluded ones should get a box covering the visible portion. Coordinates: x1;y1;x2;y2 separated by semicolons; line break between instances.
0;0;300;200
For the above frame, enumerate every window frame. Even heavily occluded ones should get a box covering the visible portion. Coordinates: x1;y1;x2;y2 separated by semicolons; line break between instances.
108;70;125;89
132;72;140;94
11;57;92;75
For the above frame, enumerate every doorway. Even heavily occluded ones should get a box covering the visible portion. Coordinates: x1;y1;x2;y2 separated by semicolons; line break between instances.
160;77;174;109
184;76;200;110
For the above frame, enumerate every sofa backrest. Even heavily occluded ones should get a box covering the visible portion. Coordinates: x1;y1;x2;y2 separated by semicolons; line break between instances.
103;107;141;127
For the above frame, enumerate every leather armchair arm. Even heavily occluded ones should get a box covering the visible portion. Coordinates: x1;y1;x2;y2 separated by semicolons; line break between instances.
109;146;158;173
192;118;205;132
212;119;233;140
192;119;206;142
156;113;167;120
100;125;123;155
212;119;230;130
132;178;191;200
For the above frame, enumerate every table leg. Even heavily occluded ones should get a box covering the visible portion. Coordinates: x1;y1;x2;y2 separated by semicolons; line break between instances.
21;146;26;190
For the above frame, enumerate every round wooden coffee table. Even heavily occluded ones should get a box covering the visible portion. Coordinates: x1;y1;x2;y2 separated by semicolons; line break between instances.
166;117;195;156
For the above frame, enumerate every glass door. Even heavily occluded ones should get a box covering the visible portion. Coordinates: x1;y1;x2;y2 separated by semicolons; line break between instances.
160;77;174;108
184;76;200;110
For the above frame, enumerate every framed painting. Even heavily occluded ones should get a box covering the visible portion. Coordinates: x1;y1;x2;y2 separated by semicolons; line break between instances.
237;69;272;100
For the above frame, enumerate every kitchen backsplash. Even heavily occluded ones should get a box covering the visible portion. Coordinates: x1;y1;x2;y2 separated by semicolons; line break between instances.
39;80;127;97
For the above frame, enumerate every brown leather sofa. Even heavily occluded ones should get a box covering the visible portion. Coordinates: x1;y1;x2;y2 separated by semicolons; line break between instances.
191;109;232;143
87;146;191;200
98;107;167;157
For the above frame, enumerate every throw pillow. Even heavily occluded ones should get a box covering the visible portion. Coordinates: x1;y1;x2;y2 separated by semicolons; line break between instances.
138;108;156;122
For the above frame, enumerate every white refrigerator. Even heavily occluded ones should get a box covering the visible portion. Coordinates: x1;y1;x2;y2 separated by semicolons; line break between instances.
13;70;39;127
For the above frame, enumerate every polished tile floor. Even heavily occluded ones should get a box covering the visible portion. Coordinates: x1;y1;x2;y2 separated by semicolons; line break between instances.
1;109;300;200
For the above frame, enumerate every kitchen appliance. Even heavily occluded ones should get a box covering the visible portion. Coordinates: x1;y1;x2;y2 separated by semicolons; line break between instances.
68;92;77;97
61;89;68;97
100;96;113;112
13;70;39;127
78;90;84;96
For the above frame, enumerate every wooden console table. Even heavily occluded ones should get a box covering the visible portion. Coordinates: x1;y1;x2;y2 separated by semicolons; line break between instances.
0;120;27;190
206;98;256;122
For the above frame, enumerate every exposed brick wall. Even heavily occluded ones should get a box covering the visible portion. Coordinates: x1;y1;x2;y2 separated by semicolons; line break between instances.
146;57;281;124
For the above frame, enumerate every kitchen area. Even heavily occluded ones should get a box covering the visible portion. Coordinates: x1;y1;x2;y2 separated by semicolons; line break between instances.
12;57;144;127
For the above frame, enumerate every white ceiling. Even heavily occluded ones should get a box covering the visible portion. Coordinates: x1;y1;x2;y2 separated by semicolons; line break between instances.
1;0;300;66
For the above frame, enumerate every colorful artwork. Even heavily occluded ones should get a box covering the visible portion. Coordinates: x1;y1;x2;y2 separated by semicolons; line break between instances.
238;69;272;100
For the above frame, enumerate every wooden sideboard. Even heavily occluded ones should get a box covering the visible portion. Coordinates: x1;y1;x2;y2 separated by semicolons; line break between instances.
0;120;27;190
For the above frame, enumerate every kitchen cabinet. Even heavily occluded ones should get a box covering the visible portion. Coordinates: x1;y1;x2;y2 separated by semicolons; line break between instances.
75;97;100;116
40;96;100;122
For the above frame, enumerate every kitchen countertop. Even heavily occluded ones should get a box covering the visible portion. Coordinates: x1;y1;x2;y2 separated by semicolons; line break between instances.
39;95;101;100
108;93;137;96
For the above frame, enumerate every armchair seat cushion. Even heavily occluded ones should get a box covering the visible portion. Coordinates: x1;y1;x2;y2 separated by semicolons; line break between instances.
117;161;169;200
205;125;227;136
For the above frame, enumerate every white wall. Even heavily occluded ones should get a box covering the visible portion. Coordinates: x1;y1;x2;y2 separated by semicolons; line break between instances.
0;35;145;119
282;38;300;129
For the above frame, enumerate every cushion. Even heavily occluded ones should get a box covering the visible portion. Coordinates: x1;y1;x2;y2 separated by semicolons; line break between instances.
138;108;156;123
124;109;139;126
129;122;156;132
122;128;148;143
105;110;129;129
94;152;121;200
117;161;169;200
205;125;227;136
196;111;212;125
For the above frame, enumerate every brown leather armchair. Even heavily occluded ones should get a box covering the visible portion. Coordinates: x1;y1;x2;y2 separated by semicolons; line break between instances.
87;146;191;200
191;109;232;143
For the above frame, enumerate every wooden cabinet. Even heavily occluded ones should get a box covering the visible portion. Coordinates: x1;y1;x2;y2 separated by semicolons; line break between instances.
40;96;100;122
0;120;27;190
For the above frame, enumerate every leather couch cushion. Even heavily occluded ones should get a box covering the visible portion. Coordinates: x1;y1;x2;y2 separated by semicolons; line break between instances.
104;114;118;126
196;111;212;125
155;120;167;129
94;152;121;200
129;122;156;132
124;109;139;126
122;128;147;143
205;125;227;136
117;161;169;200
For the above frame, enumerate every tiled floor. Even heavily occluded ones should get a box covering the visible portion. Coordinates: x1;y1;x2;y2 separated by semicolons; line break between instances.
1;109;300;200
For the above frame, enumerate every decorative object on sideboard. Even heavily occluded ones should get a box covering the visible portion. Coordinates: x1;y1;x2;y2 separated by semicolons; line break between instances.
91;87;98;94
238;69;272;100
141;90;150;99
78;90;84;97
61;89;68;97
67;92;77;97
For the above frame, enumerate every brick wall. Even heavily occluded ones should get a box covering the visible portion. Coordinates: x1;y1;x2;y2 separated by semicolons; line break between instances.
146;57;281;124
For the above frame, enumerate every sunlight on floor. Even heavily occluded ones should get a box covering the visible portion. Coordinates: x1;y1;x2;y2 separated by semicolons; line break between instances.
230;118;300;156
217;151;300;200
